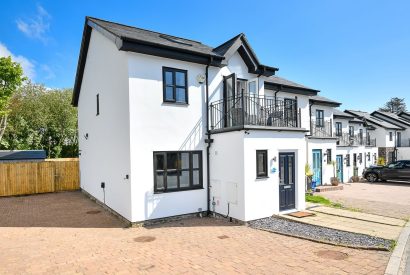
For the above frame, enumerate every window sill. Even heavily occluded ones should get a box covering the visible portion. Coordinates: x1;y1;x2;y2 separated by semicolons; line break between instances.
154;187;204;194
256;176;269;180
162;101;189;106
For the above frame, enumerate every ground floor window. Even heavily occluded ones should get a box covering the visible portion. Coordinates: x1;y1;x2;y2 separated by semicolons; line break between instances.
256;150;268;178
346;154;350;166
153;151;203;193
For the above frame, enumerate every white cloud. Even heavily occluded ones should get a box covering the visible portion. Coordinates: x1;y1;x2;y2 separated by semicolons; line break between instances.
16;5;51;44
0;42;36;80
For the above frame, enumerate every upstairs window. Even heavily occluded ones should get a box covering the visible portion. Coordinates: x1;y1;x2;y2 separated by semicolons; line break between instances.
389;132;393;141
316;110;324;127
163;67;188;104
335;122;342;136
349;126;354;137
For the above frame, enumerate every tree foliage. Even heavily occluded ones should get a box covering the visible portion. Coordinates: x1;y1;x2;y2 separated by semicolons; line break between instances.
378;97;407;114
0;82;78;158
0;56;26;142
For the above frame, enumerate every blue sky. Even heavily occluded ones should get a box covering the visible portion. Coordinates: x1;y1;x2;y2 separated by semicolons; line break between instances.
0;0;409;111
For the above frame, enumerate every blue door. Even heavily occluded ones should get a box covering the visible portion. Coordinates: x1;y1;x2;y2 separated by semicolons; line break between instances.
336;155;344;183
312;149;322;185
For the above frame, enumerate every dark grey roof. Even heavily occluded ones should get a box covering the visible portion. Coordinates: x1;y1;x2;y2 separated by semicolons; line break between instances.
0;150;46;161
88;17;222;58
371;111;410;127
345;110;403;130
398;111;410;120
333;109;354;118
264;75;320;95
310;95;341;107
73;17;281;106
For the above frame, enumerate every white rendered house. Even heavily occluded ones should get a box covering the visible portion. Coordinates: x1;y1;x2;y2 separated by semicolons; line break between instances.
72;17;325;223
346;110;402;164
332;109;378;181
306;96;339;186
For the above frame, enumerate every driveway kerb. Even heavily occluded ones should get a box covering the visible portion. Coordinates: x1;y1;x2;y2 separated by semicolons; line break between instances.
385;221;410;275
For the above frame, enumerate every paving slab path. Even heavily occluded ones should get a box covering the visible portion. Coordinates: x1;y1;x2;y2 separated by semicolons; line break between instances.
284;204;404;240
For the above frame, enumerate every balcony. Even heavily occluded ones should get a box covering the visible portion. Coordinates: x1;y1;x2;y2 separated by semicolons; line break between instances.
365;138;377;147
209;95;302;132
336;133;376;147
310;120;333;138
397;138;410;147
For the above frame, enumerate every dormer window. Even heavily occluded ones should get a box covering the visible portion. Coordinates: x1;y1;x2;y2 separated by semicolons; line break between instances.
163;67;188;104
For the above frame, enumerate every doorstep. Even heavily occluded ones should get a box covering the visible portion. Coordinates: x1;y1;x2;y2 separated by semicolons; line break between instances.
315;185;343;192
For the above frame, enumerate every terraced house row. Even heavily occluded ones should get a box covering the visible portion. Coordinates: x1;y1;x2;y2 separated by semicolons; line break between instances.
72;17;410;223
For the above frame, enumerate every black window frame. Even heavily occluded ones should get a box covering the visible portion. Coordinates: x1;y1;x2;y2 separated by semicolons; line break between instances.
153;151;203;193
326;149;332;164
256;150;268;178
349;126;354;137
96;93;100;116
316;109;324;127
162;67;188;104
335;122;342;136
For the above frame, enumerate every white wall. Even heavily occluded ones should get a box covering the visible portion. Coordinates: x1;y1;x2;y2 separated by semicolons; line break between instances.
243;131;306;221
397;148;410;160
128;52;208;222
210;130;306;222
210;131;245;221
335;146;377;182
307;139;337;185
77;30;132;220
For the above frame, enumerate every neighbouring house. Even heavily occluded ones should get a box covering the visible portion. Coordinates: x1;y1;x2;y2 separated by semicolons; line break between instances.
306;95;339;186
72;16;323;223
332;109;378;181
372;110;410;160
0;150;47;162
345;110;404;163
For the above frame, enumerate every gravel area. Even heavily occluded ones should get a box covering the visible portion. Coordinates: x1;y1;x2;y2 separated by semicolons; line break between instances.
248;216;394;250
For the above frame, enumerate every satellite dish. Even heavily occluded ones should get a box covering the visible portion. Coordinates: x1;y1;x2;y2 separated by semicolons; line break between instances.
196;74;205;84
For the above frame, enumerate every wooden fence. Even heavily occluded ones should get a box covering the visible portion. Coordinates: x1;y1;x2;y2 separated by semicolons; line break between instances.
0;158;80;197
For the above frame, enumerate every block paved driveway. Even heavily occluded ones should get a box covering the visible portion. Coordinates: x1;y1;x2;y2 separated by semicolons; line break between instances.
320;181;410;220
0;191;389;274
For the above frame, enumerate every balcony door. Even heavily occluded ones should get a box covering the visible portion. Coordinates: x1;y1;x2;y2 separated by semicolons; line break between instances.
223;73;237;127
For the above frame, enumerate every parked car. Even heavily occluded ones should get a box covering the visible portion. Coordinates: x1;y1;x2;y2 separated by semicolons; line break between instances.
363;160;410;182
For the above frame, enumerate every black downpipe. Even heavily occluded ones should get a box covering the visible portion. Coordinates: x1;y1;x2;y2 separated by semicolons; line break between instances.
205;63;211;216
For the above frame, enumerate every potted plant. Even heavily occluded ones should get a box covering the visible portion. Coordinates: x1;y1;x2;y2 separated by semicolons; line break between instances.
330;160;339;186
305;163;314;191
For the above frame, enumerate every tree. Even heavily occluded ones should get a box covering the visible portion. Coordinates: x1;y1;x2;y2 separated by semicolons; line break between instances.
0;56;26;143
378;97;407;114
0;82;78;158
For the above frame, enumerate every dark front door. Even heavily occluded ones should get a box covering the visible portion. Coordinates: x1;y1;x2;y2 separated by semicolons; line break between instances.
279;152;296;211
